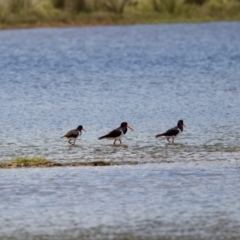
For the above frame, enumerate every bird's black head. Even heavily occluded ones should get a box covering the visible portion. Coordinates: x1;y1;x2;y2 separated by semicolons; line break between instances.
77;125;86;132
120;122;134;131
177;120;186;131
77;125;83;131
120;122;128;128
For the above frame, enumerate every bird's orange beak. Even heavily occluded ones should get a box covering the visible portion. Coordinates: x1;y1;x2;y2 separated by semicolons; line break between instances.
127;124;134;131
183;123;186;128
82;128;86;132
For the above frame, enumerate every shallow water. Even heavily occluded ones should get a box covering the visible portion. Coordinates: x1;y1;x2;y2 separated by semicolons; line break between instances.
0;22;240;239
0;22;240;164
1;164;240;239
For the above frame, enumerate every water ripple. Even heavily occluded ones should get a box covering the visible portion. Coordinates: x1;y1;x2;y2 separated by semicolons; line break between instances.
0;22;240;239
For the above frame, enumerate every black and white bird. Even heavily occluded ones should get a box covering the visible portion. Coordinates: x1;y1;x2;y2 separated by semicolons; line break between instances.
98;122;133;145
155;120;186;144
61;125;86;145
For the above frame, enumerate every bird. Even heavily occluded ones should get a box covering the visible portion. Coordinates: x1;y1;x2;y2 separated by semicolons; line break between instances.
155;120;186;144
98;122;134;145
61;125;86;145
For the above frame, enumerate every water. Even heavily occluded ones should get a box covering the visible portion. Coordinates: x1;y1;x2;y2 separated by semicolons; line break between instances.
0;22;240;239
1;164;240;240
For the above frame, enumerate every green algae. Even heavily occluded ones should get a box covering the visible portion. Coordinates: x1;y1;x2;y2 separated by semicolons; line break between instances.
0;157;55;168
0;157;115;168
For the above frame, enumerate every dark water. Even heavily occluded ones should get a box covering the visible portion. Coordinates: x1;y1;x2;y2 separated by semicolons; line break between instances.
0;22;240;239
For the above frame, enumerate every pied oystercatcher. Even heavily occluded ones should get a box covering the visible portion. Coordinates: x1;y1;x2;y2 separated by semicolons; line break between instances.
98;122;133;145
61;125;86;145
155;120;186;144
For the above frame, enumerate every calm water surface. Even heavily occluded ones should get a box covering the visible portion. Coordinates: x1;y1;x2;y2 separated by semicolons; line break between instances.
0;22;240;239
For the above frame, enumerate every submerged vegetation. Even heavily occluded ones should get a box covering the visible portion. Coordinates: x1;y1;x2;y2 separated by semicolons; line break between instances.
0;157;116;168
0;0;239;28
0;157;55;168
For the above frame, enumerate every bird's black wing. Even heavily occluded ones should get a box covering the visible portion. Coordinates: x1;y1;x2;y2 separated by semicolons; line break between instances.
99;127;122;139
156;126;180;138
162;127;180;137
64;130;79;138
